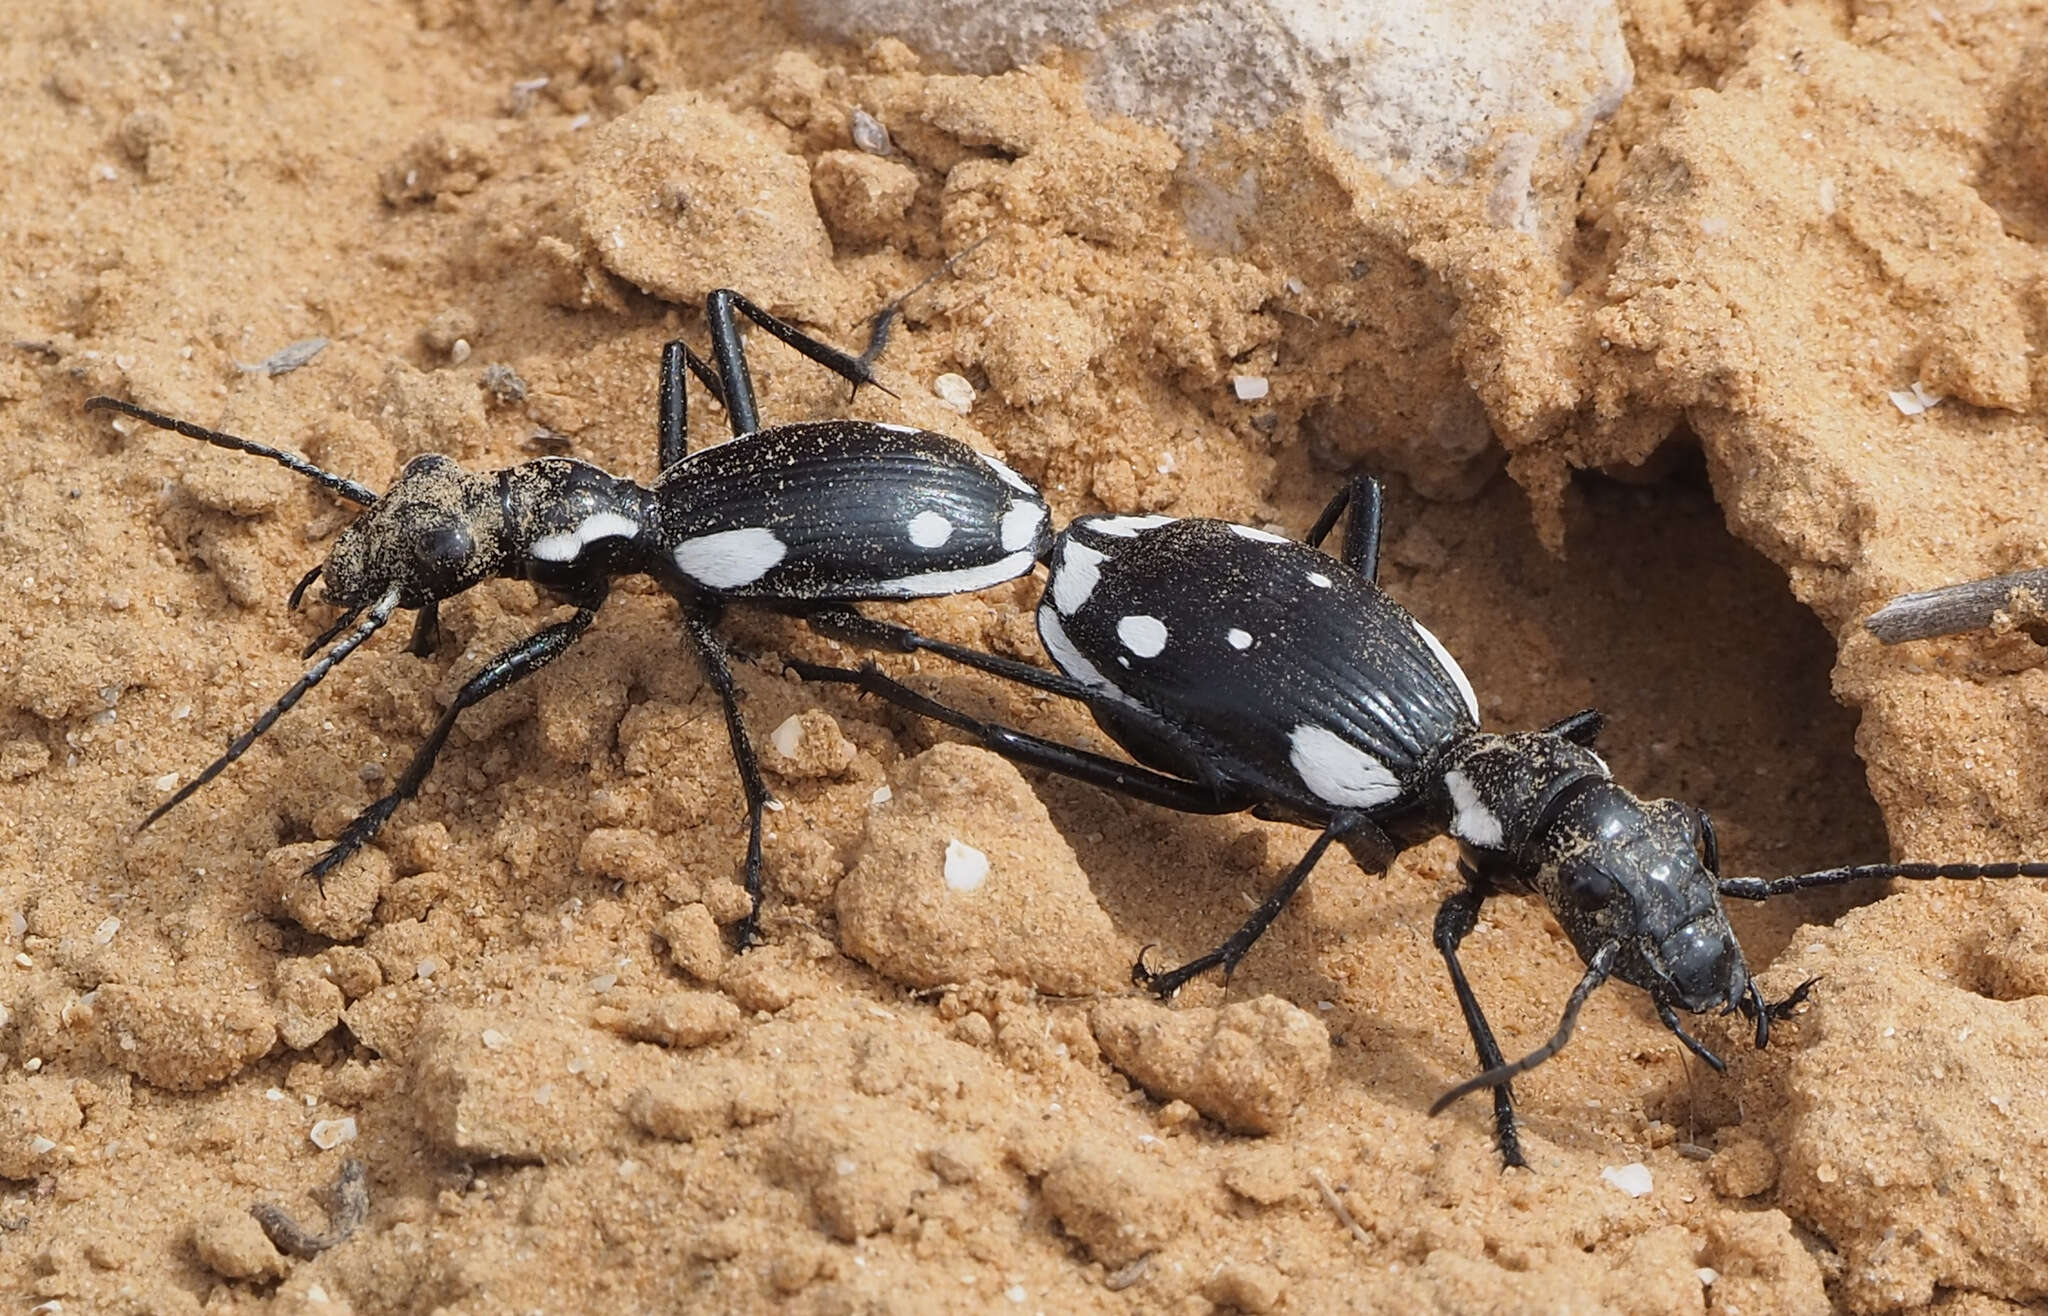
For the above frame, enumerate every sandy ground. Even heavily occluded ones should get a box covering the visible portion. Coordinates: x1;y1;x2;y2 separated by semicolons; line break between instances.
2;1;2047;1312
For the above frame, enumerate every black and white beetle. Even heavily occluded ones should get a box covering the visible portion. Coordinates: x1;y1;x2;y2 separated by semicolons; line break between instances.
793;478;2048;1165
91;287;1054;946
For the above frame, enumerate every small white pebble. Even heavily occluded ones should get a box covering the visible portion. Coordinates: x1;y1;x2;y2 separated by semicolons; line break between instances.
1231;374;1270;401
771;714;805;759
25;1057;44;1072
448;338;472;365
870;784;893;806
152;772;179;791
310;1117;358;1150
0;1002;10;1030
1006;1286;1028;1303
943;839;989;892
835;1156;858;1176
93;917;121;945
1817;177;1837;215
1888;381;1944;417
29;1135;57;1155
15;952;32;968
415;958;438;980
480;1028;509;1050
933;373;975;414
588;973;618;993
1601;1163;1653;1197
1697;1267;1720;1286
265;1088;285;1101
9;910;25;939
533;1083;554;1106
1285;276;1306;295
567;1055;590;1074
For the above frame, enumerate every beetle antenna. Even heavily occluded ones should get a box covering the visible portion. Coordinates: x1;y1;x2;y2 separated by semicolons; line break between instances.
86;396;381;507
1430;940;1619;1115
1718;859;2048;901
300;604;365;659
138;584;402;830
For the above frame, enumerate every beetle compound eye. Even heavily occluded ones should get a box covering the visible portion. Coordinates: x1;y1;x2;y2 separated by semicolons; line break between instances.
416;523;474;569
1564;865;1619;909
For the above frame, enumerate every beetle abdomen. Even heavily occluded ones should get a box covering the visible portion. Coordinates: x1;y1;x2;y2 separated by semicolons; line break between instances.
1037;515;1479;813
656;421;1050;601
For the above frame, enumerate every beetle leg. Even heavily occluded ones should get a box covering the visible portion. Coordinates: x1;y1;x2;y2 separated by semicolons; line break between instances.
789;659;1249;815
656;338;726;472
1135;812;1386;999
308;602;601;883
679;601;777;949
1303;476;1385;583
796;605;1103;702
1652;998;1727;1071
1431;881;1528;1168
704;289;883;437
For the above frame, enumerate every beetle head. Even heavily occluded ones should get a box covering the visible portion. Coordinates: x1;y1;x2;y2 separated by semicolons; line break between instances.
323;454;505;608
1531;780;1751;1016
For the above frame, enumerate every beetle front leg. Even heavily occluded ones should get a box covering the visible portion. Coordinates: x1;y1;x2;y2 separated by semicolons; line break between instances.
1433;880;1527;1168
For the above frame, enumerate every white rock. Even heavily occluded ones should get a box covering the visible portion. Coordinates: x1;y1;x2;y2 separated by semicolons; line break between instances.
778;0;1629;235
1600;1162;1653;1198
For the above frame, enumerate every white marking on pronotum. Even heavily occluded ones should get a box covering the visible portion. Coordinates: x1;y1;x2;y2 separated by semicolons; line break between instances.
1443;769;1503;847
943;839;989;892
530;511;640;563
868;548;1036;598
1412;620;1482;723
1117;614;1168;657
1306;571;1333;588
672;526;788;588
907;509;954;548
1288;724;1402;808
1086;514;1176;538
977;449;1037;495
1227;628;1253;650
1052;540;1108;615
1000;500;1047;552
1228;523;1290;544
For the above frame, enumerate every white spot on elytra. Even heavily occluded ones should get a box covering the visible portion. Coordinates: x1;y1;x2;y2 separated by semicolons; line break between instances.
867;548;1037;598
1306;571;1333;588
1412;620;1481;723
531;511;640;563
876;422;921;435
1052;540;1108;615
1227;628;1253;650
673;526;787;588
1228;523;1289;545
943;839;989;891
907;509;954;548
977;449;1036;494
1117;614;1167;657
1444;769;1503;847
1000;500;1046;552
1086;514;1176;538
1288;724;1401;808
